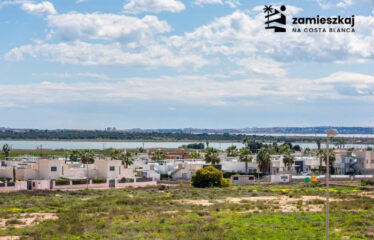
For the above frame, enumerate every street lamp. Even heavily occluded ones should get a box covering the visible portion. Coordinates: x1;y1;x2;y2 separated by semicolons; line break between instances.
325;129;338;240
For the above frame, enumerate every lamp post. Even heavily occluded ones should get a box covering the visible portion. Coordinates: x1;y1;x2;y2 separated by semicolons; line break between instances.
325;129;338;240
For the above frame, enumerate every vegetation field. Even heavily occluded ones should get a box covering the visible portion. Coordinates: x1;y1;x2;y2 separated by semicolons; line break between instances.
0;184;373;239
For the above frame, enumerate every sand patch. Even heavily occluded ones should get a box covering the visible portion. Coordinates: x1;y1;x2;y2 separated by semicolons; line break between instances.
175;195;345;212
0;213;58;229
356;192;374;199
174;199;214;206
0;237;20;240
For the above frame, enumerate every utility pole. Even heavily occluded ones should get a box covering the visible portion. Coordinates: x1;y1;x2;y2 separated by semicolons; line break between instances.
325;129;338;240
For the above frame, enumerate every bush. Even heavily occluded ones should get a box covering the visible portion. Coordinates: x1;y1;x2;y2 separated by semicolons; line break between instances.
92;178;106;184
361;179;374;186
221;178;231;187
55;179;70;186
191;166;230;188
72;179;88;185
160;174;169;180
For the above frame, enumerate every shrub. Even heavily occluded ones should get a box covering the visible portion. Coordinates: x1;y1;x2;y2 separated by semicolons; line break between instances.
55;179;70;186
72;179;88;185
92;178;106;184
361;179;374;186
160;173;169;180
191;166;230;188
221;178;231;187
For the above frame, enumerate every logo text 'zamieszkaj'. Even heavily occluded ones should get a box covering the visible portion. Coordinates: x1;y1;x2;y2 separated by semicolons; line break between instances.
264;5;355;33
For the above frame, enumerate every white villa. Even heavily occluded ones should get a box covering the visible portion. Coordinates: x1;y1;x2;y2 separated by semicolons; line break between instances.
0;157;156;191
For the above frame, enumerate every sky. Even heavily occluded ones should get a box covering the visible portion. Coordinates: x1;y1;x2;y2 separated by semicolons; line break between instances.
0;0;373;129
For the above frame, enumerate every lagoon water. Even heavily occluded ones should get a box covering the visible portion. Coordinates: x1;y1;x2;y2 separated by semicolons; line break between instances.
0;140;372;150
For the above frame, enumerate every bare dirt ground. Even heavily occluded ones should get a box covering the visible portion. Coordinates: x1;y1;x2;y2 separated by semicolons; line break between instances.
174;195;351;213
0;213;58;230
0;237;20;240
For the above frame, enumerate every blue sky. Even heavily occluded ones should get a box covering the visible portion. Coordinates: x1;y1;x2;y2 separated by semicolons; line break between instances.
0;0;373;129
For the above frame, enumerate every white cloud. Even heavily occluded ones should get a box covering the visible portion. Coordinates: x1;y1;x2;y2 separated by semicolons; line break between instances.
337;0;353;7
253;5;303;15
47;13;170;46
235;57;287;77
195;0;223;5
5;41;208;70
21;1;57;15
0;0;29;9
0;72;372;108
315;0;357;9
194;0;240;8
41;72;110;80
123;0;185;14
166;10;374;64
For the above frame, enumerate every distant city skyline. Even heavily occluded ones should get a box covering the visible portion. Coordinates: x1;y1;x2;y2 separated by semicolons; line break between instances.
0;0;373;129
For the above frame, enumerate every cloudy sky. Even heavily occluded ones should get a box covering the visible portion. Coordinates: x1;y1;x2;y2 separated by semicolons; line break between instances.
0;0;373;129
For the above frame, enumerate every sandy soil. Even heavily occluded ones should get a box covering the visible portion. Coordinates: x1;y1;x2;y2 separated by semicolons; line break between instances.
0;237;20;240
0;213;58;230
175;195;347;213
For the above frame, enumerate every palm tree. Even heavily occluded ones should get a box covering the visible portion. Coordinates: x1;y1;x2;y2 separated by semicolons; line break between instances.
2;144;11;165
190;150;201;159
317;149;324;174
152;150;166;162
256;147;271;174
335;139;346;149
282;154;294;171
204;147;220;165
316;139;321;150
304;147;311;155
242;137;250;147
317;149;336;174
226;146;238;157
110;149;134;168
122;151;134;168
80;150;95;187
239;147;252;173
69;150;81;162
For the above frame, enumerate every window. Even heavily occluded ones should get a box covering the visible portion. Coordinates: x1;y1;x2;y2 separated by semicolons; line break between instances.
51;166;57;172
233;176;239;181
109;166;115;171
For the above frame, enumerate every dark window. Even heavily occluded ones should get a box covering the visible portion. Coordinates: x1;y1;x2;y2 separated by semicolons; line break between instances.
249;177;254;180
233;176;239;180
109;166;115;171
51;167;57;172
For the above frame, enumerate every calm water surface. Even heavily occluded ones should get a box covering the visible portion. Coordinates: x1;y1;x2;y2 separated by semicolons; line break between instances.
0;140;372;150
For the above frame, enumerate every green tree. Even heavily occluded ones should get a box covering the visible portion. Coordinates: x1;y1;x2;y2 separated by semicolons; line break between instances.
191;166;230;188
69;150;81;162
239;147;252;173
257;147;271;174
79;150;95;188
304;147;311;155
2;144;11;165
190;150;201;159
80;150;95;164
335;139;346;149
123;152;134;168
242;137;250;147
152;150;166;162
110;149;134;168
317;149;336;174
226;145;238;157
278;144;293;155
282;154;294;171
204;147;220;165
